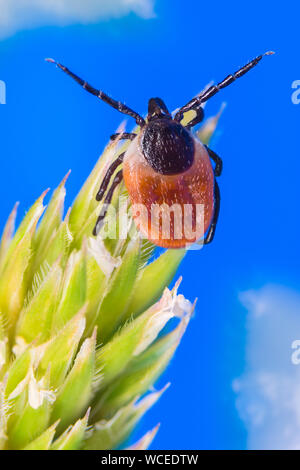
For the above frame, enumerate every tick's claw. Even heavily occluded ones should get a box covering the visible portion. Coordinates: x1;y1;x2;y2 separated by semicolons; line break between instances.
96;191;104;202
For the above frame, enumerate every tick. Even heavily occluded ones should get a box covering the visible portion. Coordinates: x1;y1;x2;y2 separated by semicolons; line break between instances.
47;52;273;248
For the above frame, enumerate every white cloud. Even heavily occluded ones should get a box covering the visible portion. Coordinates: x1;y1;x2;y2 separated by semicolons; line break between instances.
234;284;300;449
0;0;155;38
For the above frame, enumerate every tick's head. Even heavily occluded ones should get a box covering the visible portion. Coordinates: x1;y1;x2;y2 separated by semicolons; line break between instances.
147;97;172;121
140;116;195;175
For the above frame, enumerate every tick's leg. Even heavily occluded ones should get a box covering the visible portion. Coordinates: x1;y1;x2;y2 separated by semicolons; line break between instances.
175;51;274;121
93;169;123;236
110;133;137;142
204;179;220;245
185;106;204;129
205;145;223;177
46;59;145;127
96;152;124;202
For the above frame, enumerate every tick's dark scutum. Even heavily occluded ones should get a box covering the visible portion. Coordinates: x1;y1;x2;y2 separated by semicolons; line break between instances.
140;119;195;175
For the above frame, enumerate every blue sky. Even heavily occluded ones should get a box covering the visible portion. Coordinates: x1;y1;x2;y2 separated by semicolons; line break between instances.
0;0;299;450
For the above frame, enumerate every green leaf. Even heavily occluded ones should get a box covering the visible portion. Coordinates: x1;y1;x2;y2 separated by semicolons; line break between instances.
51;330;96;433
0;202;19;272
0;384;9;449
7;369;54;449
94;314;191;420
33;172;70;262
22;421;58;450
52;249;87;330
84;246;107;334
125;249;186;318
37;307;86;388
51;410;90;450
96;238;141;343
0;191;48;333
41;218;73;270
0;231;32;334
126;423;160;450
4;349;31;398
16;260;63;343
0;313;8;375
1;190;47;273
84;387;166;450
96;281;189;389
138;238;156;269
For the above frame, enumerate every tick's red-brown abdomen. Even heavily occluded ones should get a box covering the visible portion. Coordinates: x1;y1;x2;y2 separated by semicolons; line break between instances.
123;135;215;248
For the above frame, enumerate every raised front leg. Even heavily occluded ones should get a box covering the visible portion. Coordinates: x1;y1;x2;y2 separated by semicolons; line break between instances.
46;59;145;127
175;52;274;121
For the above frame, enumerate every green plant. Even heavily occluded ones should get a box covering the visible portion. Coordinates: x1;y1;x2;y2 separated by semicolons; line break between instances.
0;108;222;450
